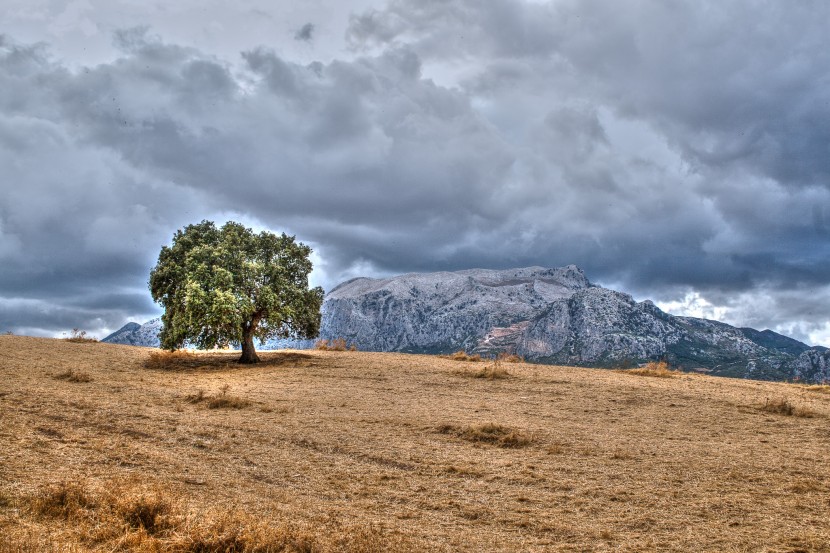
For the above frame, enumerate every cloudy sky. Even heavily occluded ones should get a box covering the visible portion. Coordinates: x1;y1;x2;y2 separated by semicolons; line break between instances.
1;0;829;345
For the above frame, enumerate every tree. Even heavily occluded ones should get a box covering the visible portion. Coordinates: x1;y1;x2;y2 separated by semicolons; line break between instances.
149;220;324;364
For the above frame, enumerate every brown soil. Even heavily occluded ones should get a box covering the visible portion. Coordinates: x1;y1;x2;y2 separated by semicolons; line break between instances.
1;335;829;552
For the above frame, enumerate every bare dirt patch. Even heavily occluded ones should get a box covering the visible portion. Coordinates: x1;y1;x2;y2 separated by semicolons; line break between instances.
2;335;830;551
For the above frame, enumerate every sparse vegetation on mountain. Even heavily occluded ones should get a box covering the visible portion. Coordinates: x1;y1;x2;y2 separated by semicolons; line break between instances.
149;220;324;364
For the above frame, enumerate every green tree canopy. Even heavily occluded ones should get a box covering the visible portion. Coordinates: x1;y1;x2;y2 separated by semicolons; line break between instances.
149;220;324;363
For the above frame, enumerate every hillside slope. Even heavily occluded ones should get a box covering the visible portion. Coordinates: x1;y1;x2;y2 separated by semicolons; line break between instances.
2;336;830;552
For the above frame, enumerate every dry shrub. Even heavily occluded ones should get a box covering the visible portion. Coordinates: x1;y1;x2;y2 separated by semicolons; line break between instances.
315;338;356;351
53;368;92;383
440;350;482;362
760;398;815;418
144;350;199;370
621;360;680;378
64;329;97;343
496;352;524;363
438;423;533;448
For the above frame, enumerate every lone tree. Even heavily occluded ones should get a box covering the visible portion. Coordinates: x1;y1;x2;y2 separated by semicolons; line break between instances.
149;220;324;364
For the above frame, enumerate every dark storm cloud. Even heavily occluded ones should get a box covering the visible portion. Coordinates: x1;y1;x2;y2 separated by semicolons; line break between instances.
295;23;315;42
2;0;830;345
343;0;830;343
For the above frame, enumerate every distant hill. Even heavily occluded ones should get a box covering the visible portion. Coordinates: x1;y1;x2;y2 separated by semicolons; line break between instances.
104;265;829;383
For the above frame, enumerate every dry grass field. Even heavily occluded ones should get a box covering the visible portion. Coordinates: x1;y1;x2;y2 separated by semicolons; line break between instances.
1;335;829;552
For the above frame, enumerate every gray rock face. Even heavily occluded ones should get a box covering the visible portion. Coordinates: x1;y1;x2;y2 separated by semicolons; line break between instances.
789;349;830;383
103;265;827;383
323;266;591;353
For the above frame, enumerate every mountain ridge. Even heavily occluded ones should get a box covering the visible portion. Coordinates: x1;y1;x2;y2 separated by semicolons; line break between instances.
103;265;829;383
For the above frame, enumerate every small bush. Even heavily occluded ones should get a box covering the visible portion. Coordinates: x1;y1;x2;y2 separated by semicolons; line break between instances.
54;369;92;383
620;360;680;378
438;423;534;448
315;338;356;351
64;329;97;343
440;350;482;362
760;398;815;418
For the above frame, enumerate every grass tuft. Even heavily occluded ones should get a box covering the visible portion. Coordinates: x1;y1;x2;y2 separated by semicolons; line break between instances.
620;360;680;378
760;397;815;418
474;360;510;380
187;385;251;409
804;385;830;395
440;350;483;362
438;423;534;448
29;481;95;520
496;352;524;363
53;368;92;383
113;489;176;534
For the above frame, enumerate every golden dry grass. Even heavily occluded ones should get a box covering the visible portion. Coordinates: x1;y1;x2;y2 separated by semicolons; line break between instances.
2;335;830;552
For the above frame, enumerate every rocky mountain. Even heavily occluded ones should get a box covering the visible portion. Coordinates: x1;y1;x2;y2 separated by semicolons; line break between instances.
103;265;829;383
103;318;162;347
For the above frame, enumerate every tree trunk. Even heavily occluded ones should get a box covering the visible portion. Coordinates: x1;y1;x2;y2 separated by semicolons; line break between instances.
239;323;260;364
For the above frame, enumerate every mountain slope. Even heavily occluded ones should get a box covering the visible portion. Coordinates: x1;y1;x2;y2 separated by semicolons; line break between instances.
103;266;828;382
